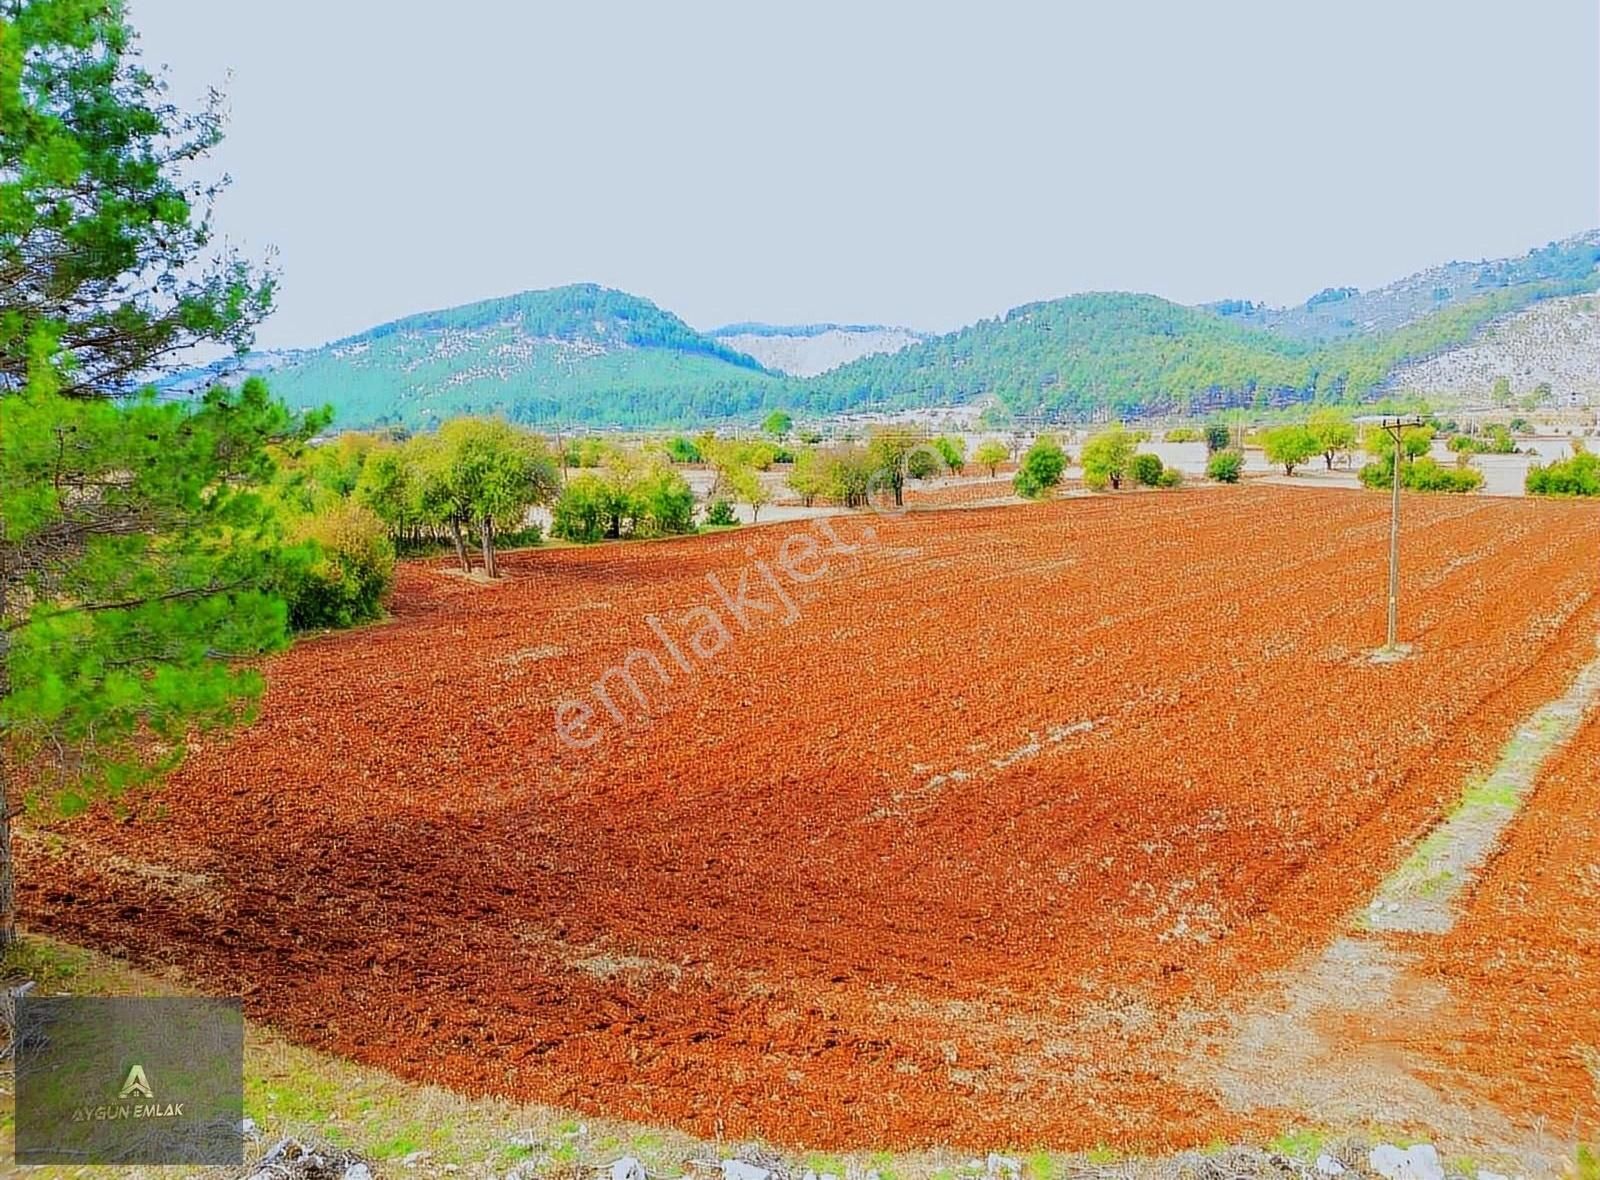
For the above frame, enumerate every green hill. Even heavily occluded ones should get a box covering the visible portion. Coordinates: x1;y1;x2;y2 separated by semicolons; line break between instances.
255;285;791;429
810;267;1600;420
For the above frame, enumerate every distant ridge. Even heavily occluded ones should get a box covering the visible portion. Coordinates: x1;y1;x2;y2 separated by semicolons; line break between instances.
164;232;1600;428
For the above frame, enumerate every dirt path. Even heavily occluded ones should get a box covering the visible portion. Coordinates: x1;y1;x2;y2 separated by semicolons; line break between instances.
1194;632;1600;1172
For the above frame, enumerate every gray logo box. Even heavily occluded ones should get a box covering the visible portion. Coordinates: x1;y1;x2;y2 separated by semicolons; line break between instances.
13;996;244;1165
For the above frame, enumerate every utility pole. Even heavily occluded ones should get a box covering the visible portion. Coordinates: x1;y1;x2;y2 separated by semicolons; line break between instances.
1379;415;1426;654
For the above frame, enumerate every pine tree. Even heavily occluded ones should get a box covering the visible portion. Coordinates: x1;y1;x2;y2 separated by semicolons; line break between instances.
0;1;320;948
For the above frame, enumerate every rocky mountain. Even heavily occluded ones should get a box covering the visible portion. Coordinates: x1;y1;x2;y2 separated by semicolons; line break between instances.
1387;294;1600;405
1208;230;1600;343
704;323;929;377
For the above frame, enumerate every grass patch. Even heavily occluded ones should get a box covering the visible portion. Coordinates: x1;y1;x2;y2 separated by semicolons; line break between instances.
1268;1127;1326;1160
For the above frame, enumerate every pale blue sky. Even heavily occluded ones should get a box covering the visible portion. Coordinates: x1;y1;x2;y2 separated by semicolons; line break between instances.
132;1;1599;349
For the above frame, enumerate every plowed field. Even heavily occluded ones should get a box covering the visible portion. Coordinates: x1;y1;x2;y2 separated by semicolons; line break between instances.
1407;707;1600;1139
20;486;1600;1150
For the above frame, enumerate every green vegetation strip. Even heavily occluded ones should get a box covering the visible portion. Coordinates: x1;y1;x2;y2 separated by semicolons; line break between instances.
1365;638;1600;933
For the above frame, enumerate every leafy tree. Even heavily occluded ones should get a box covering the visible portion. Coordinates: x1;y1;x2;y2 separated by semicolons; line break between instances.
787;448;827;506
933;435;966;475
550;473;613;542
632;464;695;535
726;465;771;523
434;418;558;578
1204;423;1232;453
1163;427;1203;443
1261;424;1320;475
1013;435;1068;498
1307;408;1356;470
1207;450;1243;482
1491;375;1512;406
865;426;923;507
1363;423;1434;462
974;439;1009;477
1130;452;1165;487
0;2;320;949
761;409;793;439
1081;425;1136;490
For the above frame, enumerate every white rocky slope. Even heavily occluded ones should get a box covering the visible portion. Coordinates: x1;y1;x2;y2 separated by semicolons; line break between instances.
1388;294;1600;404
707;324;926;377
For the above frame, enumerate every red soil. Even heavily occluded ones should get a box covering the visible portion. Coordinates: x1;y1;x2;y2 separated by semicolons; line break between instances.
19;486;1600;1150
1407;709;1600;1141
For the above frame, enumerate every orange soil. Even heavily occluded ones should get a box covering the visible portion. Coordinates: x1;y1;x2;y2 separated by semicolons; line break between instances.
19;487;1600;1150
1406;709;1600;1141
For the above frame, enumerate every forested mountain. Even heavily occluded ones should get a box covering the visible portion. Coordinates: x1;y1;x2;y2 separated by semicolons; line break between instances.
1206;230;1600;342
808;269;1600;419
705;323;929;377
174;234;1600;429
217;286;790;429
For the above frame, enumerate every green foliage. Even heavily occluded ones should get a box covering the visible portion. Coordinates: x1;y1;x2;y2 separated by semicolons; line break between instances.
1206;450;1243;482
934;435;966;474
1163;427;1203;442
974;439;1009;476
1363;423;1434;461
280;501;395;630
1204;422;1232;453
702;498;738;527
761;410;793;439
664;435;702;464
1307;407;1356;468
1013;435;1068;498
1360;453;1483;493
1;378;322;804
550;474;613;542
1081;425;1136;490
1491;375;1512;405
1260;424;1320;475
906;447;942;480
1130;452;1165;487
1157;466;1183;488
0;0;275;393
550;452;698;540
1526;445;1600;496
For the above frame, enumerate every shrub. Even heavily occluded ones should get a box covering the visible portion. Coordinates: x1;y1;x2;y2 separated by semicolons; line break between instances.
907;446;943;480
1361;455;1485;493
1131;453;1165;486
1405;457;1484;492
1164;426;1203;443
1207;450;1243;483
664;435;702;464
633;467;696;535
702;497;739;526
1013;435;1068;499
1157;466;1184;488
1204;423;1232;453
550;473;613;542
282;501;396;630
1526;447;1600;496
